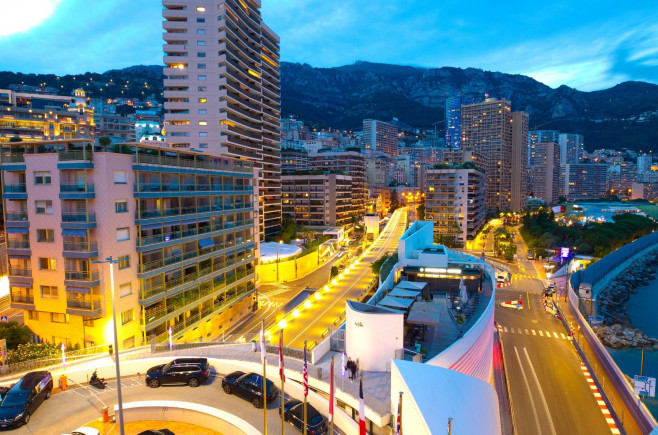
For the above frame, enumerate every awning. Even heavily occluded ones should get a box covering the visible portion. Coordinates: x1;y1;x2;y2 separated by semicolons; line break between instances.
395;281;428;291
407;309;440;326
10;282;31;288
62;229;87;237
140;223;162;231
198;238;215;249
388;288;420;299
6;228;28;234
181;219;196;225
197;217;211;223
66;286;91;294
378;296;414;310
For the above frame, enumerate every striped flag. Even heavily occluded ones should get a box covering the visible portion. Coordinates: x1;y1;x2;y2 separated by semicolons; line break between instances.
359;374;366;435
395;394;402;435
303;344;309;396
341;351;346;378
329;357;334;422
260;324;266;363
278;331;285;382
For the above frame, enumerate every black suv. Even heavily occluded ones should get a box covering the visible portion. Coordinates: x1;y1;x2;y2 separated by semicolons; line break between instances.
281;399;328;435
222;371;278;408
0;371;53;428
146;358;209;388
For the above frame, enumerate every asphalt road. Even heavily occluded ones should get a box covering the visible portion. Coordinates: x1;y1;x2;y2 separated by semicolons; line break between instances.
7;367;325;435
495;232;611;435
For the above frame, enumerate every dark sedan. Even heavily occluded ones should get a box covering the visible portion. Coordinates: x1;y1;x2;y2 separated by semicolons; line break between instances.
0;371;53;428
221;371;278;408
281;400;328;435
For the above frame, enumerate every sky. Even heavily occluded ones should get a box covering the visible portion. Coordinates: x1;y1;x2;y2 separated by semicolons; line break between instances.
0;0;657;91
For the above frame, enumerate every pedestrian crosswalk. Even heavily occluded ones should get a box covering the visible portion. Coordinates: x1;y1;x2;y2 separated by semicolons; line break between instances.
501;326;571;340
511;273;538;282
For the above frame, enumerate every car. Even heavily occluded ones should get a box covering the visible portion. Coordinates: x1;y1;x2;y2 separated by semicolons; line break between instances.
544;284;556;296
222;371;278;408
527;251;534;260
496;273;508;283
280;400;328;435
0;371;53;428
145;358;209;388
137;430;175;435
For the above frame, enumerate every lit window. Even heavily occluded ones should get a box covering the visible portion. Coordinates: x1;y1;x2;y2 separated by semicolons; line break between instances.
198;98;207;103
196;6;205;12
199;121;207;126
121;309;134;325
118;255;131;270
34;171;51;185
117;228;130;242
38;258;56;271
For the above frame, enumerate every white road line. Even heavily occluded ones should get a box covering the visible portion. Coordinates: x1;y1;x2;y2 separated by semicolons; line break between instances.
560;333;567;340
532;330;536;336
545;330;551;337
504;327;508;333
553;332;559;339
514;346;543;435
539;331;544;337
524;347;558;435
525;328;529;334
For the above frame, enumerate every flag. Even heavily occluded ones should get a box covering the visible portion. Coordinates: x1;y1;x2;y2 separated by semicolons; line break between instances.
395;394;402;435
359;375;366;435
278;331;285;382
341;351;346;378
260;325;266;363
329;357;334;422
303;344;309;397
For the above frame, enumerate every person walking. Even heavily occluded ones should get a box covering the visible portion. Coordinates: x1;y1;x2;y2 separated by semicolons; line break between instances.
346;357;355;382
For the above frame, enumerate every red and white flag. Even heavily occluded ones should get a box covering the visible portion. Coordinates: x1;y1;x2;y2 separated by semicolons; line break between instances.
303;344;309;397
359;375;366;435
259;324;266;363
278;331;285;382
329;357;334;422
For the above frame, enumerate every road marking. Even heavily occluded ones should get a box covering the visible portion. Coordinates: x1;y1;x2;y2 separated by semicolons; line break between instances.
525;328;529;334
523;347;558;435
503;327;508;333
514;346;543;435
545;330;551;337
539;331;544;336
580;364;620;434
560;333;567;340
527;291;531;310
532;330;536;335
553;332;559;339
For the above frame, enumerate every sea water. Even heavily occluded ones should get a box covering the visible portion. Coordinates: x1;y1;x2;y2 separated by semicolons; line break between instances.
606;264;658;419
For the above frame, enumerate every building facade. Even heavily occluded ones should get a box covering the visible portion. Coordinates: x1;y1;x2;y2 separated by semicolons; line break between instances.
281;173;354;227
529;142;560;204
363;119;398;157
2;140;256;349
163;0;281;239
424;165;486;245
563;163;608;200
444;95;461;149
558;133;584;165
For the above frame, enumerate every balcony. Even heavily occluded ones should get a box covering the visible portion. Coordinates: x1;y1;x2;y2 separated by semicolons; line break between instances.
66;296;102;316
64;270;100;287
62;213;96;222
60;183;95;193
6;240;29;249
3;184;26;193
9;267;31;277
10;293;34;310
63;241;98;258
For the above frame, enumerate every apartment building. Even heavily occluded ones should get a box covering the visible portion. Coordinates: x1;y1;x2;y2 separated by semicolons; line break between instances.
563;163;608;200
529;142;560;204
559;133;584;165
363;119;398;157
2;140;256;349
281;173;354;227
0;89;95;142
424;165;486;245
163;0;281;239
281;148;309;172
460;98;528;212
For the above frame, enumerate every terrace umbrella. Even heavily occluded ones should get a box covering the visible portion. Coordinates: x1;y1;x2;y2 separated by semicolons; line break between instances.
406;309;440;326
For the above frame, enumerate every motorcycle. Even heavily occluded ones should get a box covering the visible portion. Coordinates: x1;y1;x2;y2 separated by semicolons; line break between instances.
90;370;107;389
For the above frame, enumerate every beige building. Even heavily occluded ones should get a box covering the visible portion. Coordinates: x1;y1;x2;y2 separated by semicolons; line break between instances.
363;119;398;157
461;98;527;212
529;142;560;204
424;165;486;245
281;173;354;227
163;0;281;239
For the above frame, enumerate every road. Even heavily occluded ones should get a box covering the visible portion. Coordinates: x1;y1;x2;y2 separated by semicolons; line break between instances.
7;366;323;435
495;231;612;435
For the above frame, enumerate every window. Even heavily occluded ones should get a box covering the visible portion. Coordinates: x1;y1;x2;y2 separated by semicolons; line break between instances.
199;143;208;148
34;171;51;185
118;255;131;269
28;310;38;320
123;336;135;349
51;313;69;323
115;200;128;213
121;309;134;325
198;98;207;103
197;63;206;69
196;18;205;22
36;229;54;243
114;171;127;184
119;283;132;297
38;258;56;271
198;86;206;92
198;109;207;115
41;285;58;298
199;132;208;137
198;121;207;126
35;200;53;214
117;228;130;241
197;52;206;57
197;29;206;34
198;75;206;80
196;6;205;12
197;41;206;46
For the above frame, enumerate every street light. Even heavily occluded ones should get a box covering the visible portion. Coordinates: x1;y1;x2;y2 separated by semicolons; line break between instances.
92;256;125;435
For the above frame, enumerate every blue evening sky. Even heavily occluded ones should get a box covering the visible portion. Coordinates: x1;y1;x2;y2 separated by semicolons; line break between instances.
0;0;656;91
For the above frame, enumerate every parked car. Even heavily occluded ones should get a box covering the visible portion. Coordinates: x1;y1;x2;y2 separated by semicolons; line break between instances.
222;371;278;408
137;430;175;435
145;358;209;388
526;251;535;260
280;399;328;435
0;371;53;428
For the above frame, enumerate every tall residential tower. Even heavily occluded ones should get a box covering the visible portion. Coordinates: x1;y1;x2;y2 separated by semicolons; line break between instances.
163;0;281;239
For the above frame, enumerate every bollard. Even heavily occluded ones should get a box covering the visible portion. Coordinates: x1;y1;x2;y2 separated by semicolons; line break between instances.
102;406;109;423
59;375;68;391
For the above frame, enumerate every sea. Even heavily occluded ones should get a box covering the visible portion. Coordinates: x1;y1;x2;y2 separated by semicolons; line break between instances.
606;263;658;419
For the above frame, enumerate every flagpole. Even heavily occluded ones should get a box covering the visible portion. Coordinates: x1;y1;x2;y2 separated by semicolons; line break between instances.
262;319;267;435
330;355;335;435
280;329;285;435
303;340;308;435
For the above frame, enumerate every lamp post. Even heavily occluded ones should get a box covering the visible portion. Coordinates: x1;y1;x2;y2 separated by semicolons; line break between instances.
93;256;125;435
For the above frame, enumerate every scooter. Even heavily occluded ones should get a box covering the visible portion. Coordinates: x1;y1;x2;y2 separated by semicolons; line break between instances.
90;370;107;389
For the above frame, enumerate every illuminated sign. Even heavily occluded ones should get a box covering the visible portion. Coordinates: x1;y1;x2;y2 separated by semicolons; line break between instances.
561;247;570;258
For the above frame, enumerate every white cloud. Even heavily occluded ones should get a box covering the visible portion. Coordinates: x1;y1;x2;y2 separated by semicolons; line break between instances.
0;0;62;37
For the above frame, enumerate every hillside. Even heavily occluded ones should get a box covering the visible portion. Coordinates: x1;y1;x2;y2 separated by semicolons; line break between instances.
1;62;657;151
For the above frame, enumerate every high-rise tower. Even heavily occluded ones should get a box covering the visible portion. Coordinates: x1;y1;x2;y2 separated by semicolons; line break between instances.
163;0;281;239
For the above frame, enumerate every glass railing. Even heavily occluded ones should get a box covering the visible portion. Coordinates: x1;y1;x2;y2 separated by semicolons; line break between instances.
63;241;97;252
60;184;95;193
6;240;29;249
3;184;26;193
5;212;28;221
9;267;31;277
10;294;34;304
65;270;99;281
62;213;96;223
59;151;92;162
66;297;101;310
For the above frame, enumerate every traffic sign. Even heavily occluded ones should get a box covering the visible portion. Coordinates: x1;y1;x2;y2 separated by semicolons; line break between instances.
634;375;656;397
0;316;7;323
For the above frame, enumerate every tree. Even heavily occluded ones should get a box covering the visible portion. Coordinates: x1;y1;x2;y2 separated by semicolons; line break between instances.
370;253;390;275
9;136;21;142
389;189;400;212
330;266;339;278
0;322;33;349
98;136;111;147
417;203;425;220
